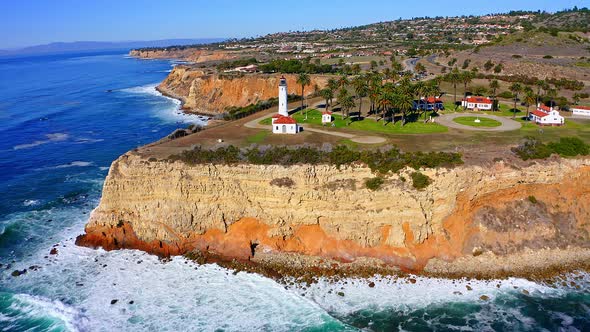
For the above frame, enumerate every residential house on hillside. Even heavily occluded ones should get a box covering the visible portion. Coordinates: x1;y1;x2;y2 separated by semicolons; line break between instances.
530;104;564;126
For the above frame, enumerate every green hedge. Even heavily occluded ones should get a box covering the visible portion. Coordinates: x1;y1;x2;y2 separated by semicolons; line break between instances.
168;145;463;174
512;137;590;160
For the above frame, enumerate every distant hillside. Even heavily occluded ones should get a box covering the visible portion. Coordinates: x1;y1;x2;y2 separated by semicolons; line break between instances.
0;39;226;56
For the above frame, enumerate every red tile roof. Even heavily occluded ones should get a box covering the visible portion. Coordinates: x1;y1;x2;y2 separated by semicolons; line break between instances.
322;111;332;115
271;114;283;118
532;110;549;118
539;105;552;112
274;116;297;124
464;97;492;104
574;105;590;110
426;97;442;103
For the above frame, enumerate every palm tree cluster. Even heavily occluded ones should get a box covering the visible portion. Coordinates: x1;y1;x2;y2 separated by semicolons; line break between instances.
317;72;441;126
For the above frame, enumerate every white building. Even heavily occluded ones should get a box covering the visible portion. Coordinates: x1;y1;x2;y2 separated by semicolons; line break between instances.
272;115;299;134
278;76;289;117
461;96;493;110
321;111;333;125
572;106;590;117
530;104;564;126
271;76;299;134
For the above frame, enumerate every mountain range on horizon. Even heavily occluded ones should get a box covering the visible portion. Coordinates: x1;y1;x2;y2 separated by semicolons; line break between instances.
0;38;226;56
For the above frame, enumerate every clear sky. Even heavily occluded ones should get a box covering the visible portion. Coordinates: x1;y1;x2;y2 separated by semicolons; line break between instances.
0;0;586;48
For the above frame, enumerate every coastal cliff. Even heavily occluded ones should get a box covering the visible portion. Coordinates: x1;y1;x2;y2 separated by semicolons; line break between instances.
129;49;237;63
77;153;590;276
157;67;329;115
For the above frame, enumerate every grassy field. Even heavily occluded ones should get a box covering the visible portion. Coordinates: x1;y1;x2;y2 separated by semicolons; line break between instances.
289;109;448;134
453;116;502;127
246;130;270;144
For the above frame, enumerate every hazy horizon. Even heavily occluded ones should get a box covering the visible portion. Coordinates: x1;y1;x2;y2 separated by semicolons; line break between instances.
1;0;586;49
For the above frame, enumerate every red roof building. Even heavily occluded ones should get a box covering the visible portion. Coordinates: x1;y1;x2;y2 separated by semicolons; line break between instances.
464;97;492;104
273;115;297;124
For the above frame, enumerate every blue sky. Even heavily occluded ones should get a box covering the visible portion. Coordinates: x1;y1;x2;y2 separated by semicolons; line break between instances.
0;0;586;48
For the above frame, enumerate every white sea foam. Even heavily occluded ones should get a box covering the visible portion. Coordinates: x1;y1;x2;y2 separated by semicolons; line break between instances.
7;293;89;332
55;161;94;169
74;138;105;144
121;83;208;125
13;133;69;150
22;199;41;207
291;274;563;319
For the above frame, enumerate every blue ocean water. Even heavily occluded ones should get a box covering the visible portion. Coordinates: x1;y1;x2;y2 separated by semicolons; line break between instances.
0;51;588;331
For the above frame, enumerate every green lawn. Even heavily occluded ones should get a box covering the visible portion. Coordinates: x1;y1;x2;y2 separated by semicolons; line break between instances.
246;130;270;144
294;109;448;134
453;116;502;127
259;117;272;125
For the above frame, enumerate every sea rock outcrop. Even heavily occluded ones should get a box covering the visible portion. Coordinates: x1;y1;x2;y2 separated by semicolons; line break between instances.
77;153;590;274
157;67;329;115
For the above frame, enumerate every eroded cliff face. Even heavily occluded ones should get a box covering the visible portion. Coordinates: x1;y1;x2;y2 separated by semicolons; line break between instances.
157;67;329;114
77;154;590;273
129;49;237;63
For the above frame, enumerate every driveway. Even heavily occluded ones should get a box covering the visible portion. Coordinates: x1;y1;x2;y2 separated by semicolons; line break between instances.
436;113;522;132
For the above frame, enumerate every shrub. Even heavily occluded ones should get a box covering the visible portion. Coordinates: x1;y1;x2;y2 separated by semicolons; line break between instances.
328;145;361;168
168;145;464;173
547;137;590;157
528;195;538;204
512;136;590;160
365;177;384;191
543;55;554;59
270;177;295;188
511;137;553;160
411;172;431;190
512;54;522;59
497;91;514;99
493;64;504;73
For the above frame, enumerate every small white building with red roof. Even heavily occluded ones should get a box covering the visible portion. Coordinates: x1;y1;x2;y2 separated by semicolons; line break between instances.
461;96;493;110
530;104;564;126
272;115;299;134
572;105;590;117
321;111;333;125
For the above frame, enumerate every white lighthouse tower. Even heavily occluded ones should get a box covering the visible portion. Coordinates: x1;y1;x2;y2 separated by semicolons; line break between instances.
278;76;288;116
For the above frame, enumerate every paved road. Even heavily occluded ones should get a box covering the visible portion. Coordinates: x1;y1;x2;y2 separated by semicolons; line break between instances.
403;57;419;72
436;113;522;132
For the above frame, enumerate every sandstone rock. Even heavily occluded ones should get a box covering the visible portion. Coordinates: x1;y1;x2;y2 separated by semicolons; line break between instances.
77;154;590;274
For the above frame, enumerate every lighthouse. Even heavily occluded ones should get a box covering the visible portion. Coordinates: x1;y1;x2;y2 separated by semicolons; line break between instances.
278;76;288;116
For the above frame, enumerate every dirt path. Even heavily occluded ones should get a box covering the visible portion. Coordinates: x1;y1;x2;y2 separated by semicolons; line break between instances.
436;113;522;132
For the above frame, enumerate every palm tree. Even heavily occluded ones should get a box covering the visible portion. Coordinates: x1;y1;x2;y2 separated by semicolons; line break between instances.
396;92;415;126
489;80;499;96
340;95;356;125
338;75;349;89
352;75;368;121
296;72;311;118
320;88;334;113
489;79;500;111
337;88;350;119
547;88;558;107
327;78;338;106
445;68;461;108
377;90;393;124
460;71;473;109
524;89;536;121
509;82;522;119
535;79;546;105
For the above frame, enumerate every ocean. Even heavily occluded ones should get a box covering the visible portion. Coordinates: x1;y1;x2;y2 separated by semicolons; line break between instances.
0;51;588;331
